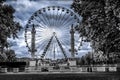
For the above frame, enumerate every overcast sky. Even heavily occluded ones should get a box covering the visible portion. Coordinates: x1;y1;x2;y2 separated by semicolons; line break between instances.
6;0;92;58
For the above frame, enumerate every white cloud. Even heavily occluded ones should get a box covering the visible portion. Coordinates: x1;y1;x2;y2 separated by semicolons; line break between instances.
6;0;92;58
6;0;73;27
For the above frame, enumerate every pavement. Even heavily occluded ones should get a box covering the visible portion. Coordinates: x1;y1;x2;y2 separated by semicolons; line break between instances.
0;72;120;80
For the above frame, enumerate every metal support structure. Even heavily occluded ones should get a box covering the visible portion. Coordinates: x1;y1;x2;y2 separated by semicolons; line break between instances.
70;24;75;58
41;32;67;59
54;33;67;59
31;24;36;58
41;36;54;59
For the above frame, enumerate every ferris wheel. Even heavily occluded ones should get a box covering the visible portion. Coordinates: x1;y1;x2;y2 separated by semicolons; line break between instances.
25;6;81;59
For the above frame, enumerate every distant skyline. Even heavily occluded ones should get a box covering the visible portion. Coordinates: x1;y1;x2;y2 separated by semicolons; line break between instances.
6;0;92;58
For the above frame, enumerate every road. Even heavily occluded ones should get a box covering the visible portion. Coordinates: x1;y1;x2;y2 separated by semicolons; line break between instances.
0;72;120;80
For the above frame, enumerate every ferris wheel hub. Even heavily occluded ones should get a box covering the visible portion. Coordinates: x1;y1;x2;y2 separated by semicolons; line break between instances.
53;32;56;36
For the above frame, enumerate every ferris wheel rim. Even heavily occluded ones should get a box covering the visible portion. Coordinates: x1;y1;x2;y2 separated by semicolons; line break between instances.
25;5;81;58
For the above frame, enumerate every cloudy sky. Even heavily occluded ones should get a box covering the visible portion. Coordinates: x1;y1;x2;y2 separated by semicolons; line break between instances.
6;0;92;58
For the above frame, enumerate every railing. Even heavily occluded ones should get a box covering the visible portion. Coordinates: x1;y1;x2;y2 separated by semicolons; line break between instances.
0;63;120;73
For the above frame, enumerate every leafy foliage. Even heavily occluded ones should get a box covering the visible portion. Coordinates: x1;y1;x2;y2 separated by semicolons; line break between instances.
0;1;21;52
5;49;16;62
71;0;120;55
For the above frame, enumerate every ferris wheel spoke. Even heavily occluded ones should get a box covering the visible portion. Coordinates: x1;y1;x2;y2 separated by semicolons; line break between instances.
37;13;49;27
37;43;46;52
32;16;43;25
42;9;50;25
52;8;55;27
35;39;48;44
62;40;70;46
48;15;53;27
35;28;44;32
33;18;48;28
58;12;71;27
36;40;49;55
38;23;48;30
32;19;48;29
59;13;67;27
59;11;68;27
62;36;70;40
36;40;47;49
55;8;62;27
36;28;46;33
60;14;74;27
43;10;52;27
38;14;48;26
53;13;57;28
37;24;48;30
61;19;75;28
41;12;51;27
37;47;44;55
60;39;69;51
47;8;52;27
60;11;70;27
35;38;45;43
54;9;59;27
62;18;74;27
49;8;55;27
60;26;70;31
52;8;59;28
64;21;77;29
35;38;48;44
34;23;46;28
56;9;63;28
52;6;57;28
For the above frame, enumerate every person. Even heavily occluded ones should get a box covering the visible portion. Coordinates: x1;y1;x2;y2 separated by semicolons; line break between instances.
67;59;70;67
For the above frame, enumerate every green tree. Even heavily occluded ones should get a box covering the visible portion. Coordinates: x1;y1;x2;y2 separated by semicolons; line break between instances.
0;0;21;53
71;0;120;57
5;49;16;62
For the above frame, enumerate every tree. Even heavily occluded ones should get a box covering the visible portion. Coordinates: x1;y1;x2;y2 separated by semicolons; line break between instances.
71;0;120;56
5;49;16;62
0;0;21;53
